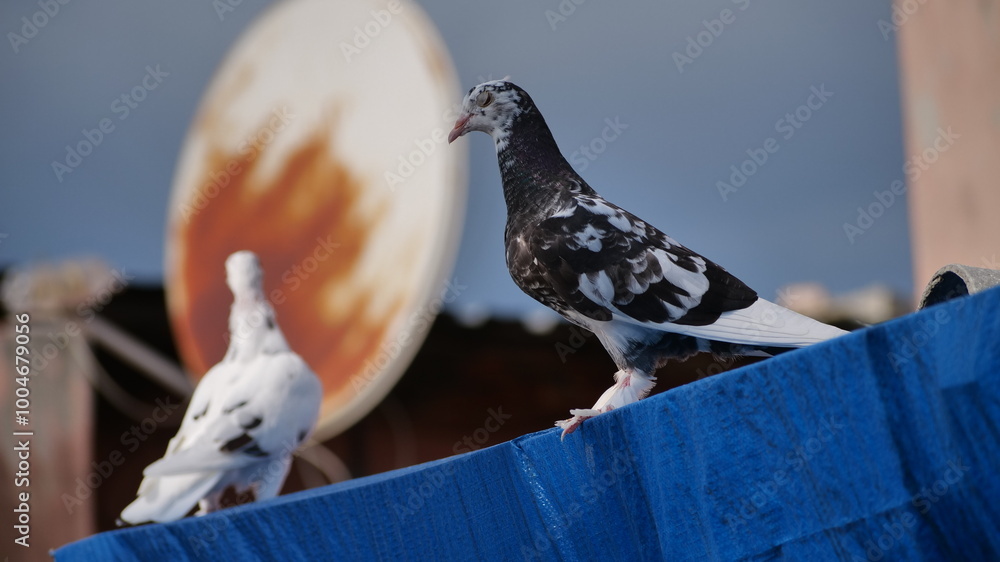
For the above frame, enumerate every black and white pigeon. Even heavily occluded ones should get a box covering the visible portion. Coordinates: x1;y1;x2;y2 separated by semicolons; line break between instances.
119;251;322;524
447;80;847;438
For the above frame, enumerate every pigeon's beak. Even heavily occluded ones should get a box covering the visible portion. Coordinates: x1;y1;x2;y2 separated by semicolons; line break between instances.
447;113;472;143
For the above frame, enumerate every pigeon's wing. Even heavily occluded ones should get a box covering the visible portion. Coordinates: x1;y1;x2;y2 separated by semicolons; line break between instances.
119;471;224;524
152;359;238;461
144;353;320;477
118;361;238;524
526;196;757;324
142;412;268;477
528;197;843;346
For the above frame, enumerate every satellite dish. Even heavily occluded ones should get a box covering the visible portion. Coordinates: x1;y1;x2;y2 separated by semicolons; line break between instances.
164;0;466;441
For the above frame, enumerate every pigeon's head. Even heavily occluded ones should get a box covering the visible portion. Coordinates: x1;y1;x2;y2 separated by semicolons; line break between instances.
448;80;531;147
225;251;264;296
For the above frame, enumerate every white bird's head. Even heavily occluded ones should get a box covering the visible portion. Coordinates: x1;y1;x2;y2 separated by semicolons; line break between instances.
447;80;532;150
225;251;263;297
222;250;289;361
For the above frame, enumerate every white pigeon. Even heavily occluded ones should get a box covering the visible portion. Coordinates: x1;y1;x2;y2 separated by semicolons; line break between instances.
119;251;322;524
447;80;848;438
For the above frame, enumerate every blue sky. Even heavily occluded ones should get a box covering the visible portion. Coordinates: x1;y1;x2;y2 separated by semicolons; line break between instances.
0;0;908;318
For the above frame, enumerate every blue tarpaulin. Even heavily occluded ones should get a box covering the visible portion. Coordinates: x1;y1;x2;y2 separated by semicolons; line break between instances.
55;288;1000;561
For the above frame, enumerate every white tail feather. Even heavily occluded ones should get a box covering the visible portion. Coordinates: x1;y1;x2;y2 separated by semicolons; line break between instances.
119;472;223;524
666;298;847;347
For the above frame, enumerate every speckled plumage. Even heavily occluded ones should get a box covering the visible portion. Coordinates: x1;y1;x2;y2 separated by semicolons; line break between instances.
449;80;847;437
119;251;321;523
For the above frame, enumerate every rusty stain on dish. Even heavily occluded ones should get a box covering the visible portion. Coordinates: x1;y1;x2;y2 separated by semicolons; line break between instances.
170;116;403;416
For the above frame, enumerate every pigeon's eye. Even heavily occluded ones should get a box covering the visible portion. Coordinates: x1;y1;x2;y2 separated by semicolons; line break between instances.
475;91;494;108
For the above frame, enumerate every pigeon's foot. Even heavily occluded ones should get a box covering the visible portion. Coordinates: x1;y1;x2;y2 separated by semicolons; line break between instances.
556;370;656;440
556;408;607;439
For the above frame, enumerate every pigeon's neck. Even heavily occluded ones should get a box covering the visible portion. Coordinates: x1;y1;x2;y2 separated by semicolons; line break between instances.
225;293;289;363
496;109;584;218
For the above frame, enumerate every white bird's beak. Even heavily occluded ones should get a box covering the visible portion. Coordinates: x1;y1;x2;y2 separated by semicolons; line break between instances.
448;113;472;143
